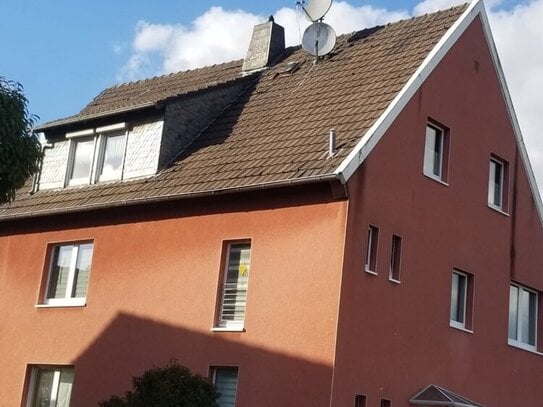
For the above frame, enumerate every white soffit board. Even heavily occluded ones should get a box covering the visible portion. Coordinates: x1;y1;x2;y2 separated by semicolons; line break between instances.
334;0;543;228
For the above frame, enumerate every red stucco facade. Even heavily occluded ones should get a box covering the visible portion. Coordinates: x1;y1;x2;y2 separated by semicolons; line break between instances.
1;15;542;407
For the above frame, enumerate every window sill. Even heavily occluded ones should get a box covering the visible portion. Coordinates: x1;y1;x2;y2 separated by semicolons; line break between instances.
487;204;509;216
212;327;245;333
388;278;401;285
449;322;473;334
508;340;541;355
365;268;377;276
423;173;449;186
36;300;87;308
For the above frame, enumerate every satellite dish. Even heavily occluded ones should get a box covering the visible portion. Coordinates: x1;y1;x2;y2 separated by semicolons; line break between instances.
302;22;336;57
301;0;332;22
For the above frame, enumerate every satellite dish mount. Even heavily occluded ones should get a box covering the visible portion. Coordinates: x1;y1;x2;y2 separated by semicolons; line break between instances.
299;0;336;60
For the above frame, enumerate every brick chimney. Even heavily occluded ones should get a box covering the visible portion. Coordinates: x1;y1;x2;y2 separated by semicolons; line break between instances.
242;16;285;72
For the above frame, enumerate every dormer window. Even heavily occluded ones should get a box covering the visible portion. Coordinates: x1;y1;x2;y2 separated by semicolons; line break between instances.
68;137;95;186
97;132;126;182
65;123;127;186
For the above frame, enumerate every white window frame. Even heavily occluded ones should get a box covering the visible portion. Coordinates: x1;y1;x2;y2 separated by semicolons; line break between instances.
95;130;128;183
65;123;127;186
26;366;74;407
450;271;468;330
214;242;251;331
212;366;239;407
488;156;507;212
389;234;402;283
66;136;96;186
423;122;447;183
508;283;538;352
365;225;378;275
41;243;93;307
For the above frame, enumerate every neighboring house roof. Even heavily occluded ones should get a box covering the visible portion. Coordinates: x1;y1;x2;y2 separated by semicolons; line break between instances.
2;1;542;225
410;384;484;407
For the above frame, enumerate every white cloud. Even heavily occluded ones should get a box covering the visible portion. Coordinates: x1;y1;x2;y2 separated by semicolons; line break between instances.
117;0;543;197
488;0;543;196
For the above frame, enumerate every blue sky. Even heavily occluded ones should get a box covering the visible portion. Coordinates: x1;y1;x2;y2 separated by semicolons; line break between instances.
2;0;542;192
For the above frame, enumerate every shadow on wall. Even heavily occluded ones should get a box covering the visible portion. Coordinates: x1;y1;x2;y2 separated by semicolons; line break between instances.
72;312;331;406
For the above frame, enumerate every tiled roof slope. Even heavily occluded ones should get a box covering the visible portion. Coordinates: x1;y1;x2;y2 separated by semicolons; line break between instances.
35;60;245;129
1;5;467;220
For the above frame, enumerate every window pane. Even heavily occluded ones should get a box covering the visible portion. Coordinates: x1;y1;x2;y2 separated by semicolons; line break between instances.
47;246;73;299
32;369;55;407
57;369;74;407
219;243;251;326
508;285;519;340
520;288;537;346
215;368;238;407
72;243;94;298
488;159;503;207
70;139;94;182
450;272;466;324
424;125;442;178
99;133;125;181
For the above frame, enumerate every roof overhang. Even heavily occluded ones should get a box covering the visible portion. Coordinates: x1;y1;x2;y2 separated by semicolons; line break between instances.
334;0;543;228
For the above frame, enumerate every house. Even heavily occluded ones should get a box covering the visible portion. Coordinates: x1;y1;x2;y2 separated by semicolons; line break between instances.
1;0;542;405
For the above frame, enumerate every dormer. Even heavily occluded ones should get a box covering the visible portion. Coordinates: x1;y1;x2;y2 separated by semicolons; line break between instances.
33;62;255;191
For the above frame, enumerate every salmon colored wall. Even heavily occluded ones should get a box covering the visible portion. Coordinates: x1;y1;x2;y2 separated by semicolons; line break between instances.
0;188;347;406
331;17;543;407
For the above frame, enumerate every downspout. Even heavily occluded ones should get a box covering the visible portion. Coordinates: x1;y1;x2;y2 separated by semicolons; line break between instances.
31;143;53;194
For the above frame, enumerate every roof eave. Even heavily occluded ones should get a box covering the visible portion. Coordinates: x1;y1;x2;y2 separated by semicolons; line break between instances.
0;173;342;223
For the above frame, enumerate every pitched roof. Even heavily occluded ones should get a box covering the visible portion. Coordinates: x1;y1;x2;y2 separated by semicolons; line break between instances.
0;3;500;220
34;60;245;130
410;384;484;407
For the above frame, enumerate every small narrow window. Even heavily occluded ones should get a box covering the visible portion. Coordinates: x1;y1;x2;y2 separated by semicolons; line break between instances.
450;270;473;331
423;122;449;183
380;399;391;407
354;394;367;407
509;284;538;350
27;366;74;407
97;131;126;182
68;138;95;185
389;234;402;282
43;242;94;306
216;242;251;330
212;367;238;407
365;225;379;274
488;156;508;212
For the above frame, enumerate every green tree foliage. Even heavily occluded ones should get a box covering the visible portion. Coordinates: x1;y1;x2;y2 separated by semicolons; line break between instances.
99;361;219;407
0;77;42;204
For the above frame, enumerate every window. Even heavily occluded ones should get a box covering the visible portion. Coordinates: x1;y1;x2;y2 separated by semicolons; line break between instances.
450;270;473;330
509;284;538;350
68;138;95;185
423;122;448;182
66;123;127;186
26;366;74;407
354;394;367;407
365;225;379;274
97;132;126;182
389;234;402;282
212;367;238;407
43;243;93;306
216;242;251;330
488;156;508;211
380;399;391;407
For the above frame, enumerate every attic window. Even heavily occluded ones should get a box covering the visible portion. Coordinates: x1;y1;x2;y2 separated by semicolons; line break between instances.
66;123;127;186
